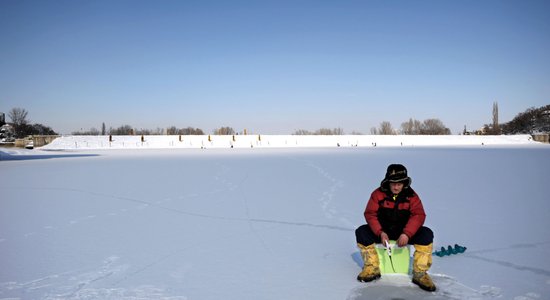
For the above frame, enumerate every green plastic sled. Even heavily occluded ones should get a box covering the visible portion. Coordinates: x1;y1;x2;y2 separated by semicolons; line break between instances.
375;241;411;274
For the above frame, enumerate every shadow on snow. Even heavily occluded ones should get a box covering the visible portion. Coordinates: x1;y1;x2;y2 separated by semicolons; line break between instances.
0;150;99;161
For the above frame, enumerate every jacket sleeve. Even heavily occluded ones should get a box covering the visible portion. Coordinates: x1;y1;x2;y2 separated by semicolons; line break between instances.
364;190;383;236
402;192;426;238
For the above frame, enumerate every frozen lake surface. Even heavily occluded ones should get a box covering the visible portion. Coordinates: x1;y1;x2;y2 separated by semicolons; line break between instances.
1;145;550;299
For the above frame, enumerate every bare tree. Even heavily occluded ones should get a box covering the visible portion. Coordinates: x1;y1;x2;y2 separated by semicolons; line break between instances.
315;128;344;135
332;127;344;135
151;128;158;135
8;108;30;138
72;127;100;135
293;129;312;135
166;126;178;135
8;108;29;126
370;127;378;135
378;121;395;135
293;128;344;135
101;122;106;135
135;128;152;135
180;127;204;135
401;118;423;135
420;118;451;135
110;125;134;135
214;126;235;135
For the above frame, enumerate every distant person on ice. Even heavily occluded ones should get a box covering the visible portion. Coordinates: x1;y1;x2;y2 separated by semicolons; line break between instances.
355;164;436;291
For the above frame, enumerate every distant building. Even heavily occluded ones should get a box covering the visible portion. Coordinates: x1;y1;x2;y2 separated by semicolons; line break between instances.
0;112;5;126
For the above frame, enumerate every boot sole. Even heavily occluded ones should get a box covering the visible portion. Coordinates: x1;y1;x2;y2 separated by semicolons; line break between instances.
357;274;381;283
412;279;436;292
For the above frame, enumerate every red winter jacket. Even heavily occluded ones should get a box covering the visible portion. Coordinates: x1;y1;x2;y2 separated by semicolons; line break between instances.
364;187;426;239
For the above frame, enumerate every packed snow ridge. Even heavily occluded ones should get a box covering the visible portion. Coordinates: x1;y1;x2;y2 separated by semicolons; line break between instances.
42;134;540;150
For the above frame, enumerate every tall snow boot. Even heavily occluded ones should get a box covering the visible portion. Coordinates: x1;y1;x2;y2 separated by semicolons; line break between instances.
357;243;381;282
412;243;437;291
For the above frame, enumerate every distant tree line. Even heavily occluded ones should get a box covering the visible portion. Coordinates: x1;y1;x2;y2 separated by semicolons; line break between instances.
500;104;550;134
8;104;548;139
74;125;254;136
399;118;451;135
74;124;206;136
4;108;57;138
75;125;251;136
293;119;450;136
167;126;205;135
290;104;549;136
213;126;235;135
293;127;345;135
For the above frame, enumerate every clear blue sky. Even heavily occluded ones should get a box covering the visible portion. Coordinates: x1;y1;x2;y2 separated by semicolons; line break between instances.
1;0;549;134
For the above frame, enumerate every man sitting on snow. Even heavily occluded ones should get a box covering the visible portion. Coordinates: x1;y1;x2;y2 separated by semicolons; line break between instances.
355;164;436;291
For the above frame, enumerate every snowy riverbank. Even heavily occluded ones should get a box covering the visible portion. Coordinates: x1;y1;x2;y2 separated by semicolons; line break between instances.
40;134;540;150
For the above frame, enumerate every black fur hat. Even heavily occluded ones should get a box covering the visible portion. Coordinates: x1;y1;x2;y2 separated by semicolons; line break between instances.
381;164;412;189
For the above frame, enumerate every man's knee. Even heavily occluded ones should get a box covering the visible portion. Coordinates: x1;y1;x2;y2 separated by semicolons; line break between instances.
412;226;434;245
355;224;377;245
355;224;370;236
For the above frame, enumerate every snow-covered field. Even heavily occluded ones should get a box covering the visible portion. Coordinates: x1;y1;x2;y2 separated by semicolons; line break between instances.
1;138;550;299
